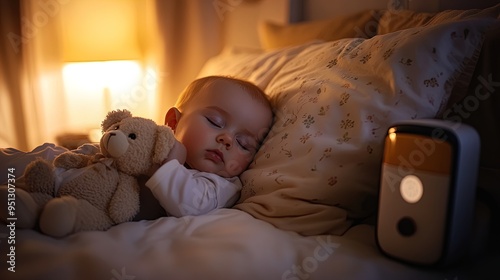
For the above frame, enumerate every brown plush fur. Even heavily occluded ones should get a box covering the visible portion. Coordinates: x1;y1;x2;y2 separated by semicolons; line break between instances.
16;109;175;237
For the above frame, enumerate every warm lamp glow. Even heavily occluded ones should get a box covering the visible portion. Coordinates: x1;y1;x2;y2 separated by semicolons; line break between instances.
57;0;158;142
62;60;154;133
60;0;142;62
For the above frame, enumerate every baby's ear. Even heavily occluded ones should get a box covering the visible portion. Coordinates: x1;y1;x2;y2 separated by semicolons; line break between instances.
153;125;176;165
101;110;132;133
164;107;181;131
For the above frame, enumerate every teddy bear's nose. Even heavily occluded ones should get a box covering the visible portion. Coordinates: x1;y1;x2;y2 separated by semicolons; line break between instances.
102;131;129;157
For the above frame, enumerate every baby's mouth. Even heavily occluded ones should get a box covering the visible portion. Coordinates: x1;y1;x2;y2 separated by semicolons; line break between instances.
205;149;224;163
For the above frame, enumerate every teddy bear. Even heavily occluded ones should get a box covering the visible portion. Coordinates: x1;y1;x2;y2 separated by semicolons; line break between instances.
6;109;179;237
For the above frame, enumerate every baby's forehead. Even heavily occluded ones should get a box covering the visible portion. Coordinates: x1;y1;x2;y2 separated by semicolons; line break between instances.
199;83;272;123
182;78;273;123
220;81;270;109
203;79;248;94
197;81;262;105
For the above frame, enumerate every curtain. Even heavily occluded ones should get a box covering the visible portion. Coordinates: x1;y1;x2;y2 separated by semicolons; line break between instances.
0;0;225;151
0;1;24;149
0;0;66;151
153;0;224;122
20;0;67;150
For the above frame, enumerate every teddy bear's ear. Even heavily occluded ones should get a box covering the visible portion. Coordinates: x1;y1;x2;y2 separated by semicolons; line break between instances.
101;109;133;132
153;125;176;165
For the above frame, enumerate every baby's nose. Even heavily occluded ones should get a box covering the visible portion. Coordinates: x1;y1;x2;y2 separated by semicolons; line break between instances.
216;134;232;148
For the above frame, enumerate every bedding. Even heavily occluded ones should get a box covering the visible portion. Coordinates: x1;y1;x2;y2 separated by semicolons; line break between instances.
377;3;500;35
1;209;491;280
258;9;381;50
232;18;495;236
1;4;500;280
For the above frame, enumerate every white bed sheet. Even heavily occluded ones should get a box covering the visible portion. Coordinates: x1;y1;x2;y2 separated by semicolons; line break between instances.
1;207;489;280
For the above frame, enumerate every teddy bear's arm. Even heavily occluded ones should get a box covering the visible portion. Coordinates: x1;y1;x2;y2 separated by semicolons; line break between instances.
73;143;100;155
108;174;140;224
53;151;95;169
53;143;103;169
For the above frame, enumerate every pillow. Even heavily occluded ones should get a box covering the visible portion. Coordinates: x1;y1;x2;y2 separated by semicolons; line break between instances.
259;10;381;50
377;4;500;125
196;43;319;90
377;3;500;35
439;24;500;224
234;18;496;236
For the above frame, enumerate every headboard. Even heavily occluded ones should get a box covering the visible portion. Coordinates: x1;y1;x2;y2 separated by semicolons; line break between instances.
223;0;500;49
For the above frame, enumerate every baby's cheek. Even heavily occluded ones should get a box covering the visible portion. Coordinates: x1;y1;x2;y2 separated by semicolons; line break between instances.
226;159;245;176
228;153;255;175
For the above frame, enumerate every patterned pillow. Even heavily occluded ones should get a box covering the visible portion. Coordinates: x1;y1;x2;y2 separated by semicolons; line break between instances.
234;18;495;236
377;4;500;105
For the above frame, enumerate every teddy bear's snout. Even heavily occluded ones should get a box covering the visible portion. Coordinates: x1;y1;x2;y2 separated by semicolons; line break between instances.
101;130;129;158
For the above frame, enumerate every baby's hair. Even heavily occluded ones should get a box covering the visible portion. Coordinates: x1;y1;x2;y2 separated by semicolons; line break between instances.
175;76;271;112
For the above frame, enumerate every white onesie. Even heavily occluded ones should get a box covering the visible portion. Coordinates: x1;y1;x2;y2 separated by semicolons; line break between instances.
145;159;242;217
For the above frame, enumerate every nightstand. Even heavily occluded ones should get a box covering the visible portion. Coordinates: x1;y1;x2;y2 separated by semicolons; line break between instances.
56;133;91;150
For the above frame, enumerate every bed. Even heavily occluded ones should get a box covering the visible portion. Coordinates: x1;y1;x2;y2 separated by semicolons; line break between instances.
1;0;500;279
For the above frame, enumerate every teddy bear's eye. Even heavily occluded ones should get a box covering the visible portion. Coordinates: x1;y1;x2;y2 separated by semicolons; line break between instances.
114;125;119;130
128;133;137;140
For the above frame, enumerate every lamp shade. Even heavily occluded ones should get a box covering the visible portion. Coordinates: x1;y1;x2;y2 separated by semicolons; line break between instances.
60;0;142;62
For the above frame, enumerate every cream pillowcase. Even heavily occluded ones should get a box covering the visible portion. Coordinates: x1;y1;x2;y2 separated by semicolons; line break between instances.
196;43;320;90
235;18;495;236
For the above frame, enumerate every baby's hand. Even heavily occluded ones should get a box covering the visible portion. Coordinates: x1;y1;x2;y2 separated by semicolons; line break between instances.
146;140;187;177
166;139;187;165
144;140;186;177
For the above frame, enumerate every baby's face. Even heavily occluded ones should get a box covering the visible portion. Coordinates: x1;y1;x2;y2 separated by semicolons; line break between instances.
174;81;272;177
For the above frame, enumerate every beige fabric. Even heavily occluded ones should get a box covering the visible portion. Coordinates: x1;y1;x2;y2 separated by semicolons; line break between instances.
0;0;67;151
439;25;500;217
377;3;500;35
154;0;225;122
197;43;320;90
259;10;380;50
235;19;494;236
0;1;24;149
377;4;500;116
